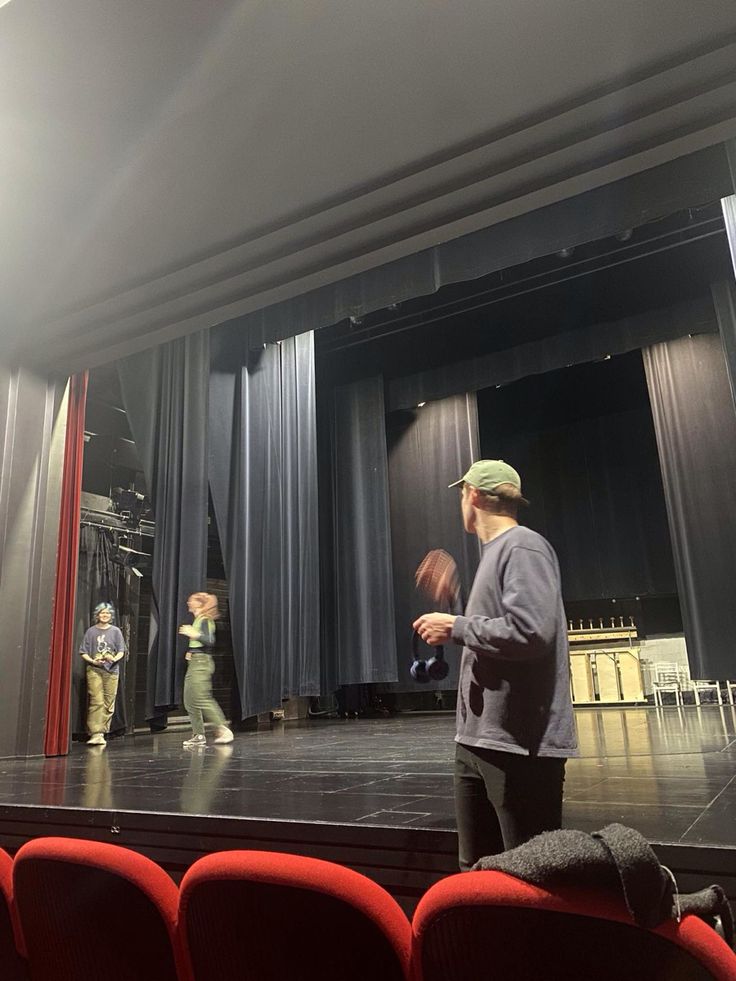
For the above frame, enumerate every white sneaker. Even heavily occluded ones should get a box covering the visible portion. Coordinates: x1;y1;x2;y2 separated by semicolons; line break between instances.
213;726;234;744
87;733;105;746
183;734;207;749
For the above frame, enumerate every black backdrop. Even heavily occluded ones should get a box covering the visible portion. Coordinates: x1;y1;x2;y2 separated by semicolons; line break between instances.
477;352;677;603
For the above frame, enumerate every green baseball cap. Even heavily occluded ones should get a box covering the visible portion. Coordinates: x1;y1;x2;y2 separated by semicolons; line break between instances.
448;459;522;492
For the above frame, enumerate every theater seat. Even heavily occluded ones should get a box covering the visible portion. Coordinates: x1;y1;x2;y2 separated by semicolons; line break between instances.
412;870;736;981
178;850;412;981
13;837;181;981
0;848;28;981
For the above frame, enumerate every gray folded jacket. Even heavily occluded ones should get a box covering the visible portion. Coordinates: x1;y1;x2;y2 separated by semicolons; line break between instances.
472;823;733;948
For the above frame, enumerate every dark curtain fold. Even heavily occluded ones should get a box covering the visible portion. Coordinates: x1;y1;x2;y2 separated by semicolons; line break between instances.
328;376;397;687
643;333;736;679
209;329;319;719
386;393;480;690
45;371;88;757
71;526;127;738
118;332;209;719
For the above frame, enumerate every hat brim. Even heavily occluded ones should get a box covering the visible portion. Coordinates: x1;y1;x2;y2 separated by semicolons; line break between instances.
447;477;464;488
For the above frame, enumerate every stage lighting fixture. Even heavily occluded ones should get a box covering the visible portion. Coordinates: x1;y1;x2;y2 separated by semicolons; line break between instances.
111;487;147;528
387;303;400;311
615;228;633;242
349;315;363;327
416;402;426;408
556;247;575;259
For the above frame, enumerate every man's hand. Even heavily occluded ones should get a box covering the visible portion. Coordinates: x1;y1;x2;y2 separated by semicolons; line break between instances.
415;550;460;607
413;612;457;646
179;625;197;638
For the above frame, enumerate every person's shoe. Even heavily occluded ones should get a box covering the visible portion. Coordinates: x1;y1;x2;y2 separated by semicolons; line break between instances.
183;734;207;749
213;726;234;744
87;733;105;746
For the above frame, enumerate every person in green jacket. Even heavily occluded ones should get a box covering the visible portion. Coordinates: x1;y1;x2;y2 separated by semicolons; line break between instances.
179;592;234;748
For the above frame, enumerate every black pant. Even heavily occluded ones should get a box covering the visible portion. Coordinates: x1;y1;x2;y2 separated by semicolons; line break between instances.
454;741;566;871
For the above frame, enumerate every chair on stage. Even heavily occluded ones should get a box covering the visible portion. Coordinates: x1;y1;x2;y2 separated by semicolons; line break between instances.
411;870;736;981
687;679;724;706
178;850;412;981
13;837;182;981
651;661;689;707
0;848;28;981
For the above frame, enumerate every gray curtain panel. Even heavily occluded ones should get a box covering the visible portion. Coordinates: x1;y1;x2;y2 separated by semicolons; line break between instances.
118;331;209;718
643;332;736;679
209;328;320;719
329;376;397;687
386;393;480;691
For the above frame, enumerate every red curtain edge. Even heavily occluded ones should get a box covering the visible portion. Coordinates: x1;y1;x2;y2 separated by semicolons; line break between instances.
44;371;88;757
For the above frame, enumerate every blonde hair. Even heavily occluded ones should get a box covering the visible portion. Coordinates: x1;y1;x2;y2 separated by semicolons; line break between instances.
188;592;220;620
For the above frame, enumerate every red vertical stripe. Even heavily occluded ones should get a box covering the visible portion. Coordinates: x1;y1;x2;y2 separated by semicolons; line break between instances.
44;371;88;757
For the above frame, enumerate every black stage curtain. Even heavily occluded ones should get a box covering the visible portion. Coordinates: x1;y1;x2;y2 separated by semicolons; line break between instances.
328;376;397;687
712;279;736;414
220;148;731;347
478;358;677;602
209;328;320;719
643;333;736;679
72;526;127;737
388;294;717;411
386;394;480;690
118;332;209;719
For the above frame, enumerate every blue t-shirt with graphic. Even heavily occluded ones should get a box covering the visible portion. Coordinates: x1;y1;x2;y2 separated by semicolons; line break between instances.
79;625;126;674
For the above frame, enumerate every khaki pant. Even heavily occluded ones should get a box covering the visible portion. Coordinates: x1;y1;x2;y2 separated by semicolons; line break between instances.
183;653;226;737
86;666;120;735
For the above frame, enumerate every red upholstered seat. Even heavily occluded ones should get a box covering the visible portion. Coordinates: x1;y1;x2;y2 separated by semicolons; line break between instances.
0;847;28;981
178;850;412;981
13;837;182;981
412;870;736;981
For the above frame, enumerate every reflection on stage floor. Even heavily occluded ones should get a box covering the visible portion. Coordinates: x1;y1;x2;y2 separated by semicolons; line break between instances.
0;705;735;847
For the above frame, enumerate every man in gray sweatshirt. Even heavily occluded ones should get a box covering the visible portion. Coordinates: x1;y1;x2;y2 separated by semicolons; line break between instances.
414;460;577;870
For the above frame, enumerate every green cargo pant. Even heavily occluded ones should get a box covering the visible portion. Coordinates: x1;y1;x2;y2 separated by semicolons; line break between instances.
86;666;119;735
183;653;227;737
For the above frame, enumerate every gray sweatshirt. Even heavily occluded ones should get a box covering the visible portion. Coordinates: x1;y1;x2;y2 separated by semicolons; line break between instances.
451;525;578;758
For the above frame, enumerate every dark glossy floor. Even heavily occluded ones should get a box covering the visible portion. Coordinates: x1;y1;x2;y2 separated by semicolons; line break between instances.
1;705;735;846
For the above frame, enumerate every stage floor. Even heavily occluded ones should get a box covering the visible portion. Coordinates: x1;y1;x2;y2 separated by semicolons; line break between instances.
1;705;735;848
